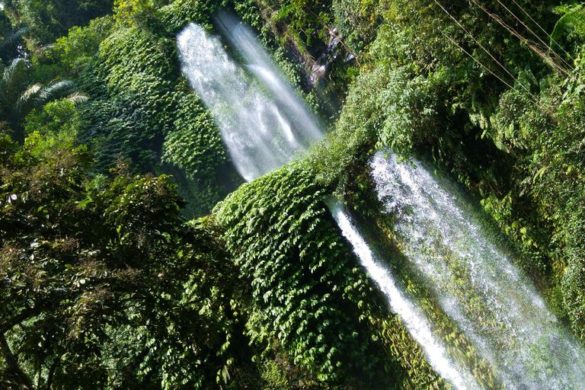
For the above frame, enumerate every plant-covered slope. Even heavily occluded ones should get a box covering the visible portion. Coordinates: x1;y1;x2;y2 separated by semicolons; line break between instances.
2;0;585;388
215;163;398;387
59;1;240;217
213;161;462;388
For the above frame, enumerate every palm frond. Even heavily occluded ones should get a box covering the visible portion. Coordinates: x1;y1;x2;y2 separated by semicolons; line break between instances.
18;83;42;101
0;27;27;53
3;58;25;79
15;83;41;114
2;58;27;87
38;80;75;103
66;92;90;105
1;58;28;106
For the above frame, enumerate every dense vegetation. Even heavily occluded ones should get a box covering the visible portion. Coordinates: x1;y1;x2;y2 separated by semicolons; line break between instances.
321;0;585;337
1;0;584;388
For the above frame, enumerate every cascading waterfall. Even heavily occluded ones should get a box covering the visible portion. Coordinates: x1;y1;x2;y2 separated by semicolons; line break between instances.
177;17;484;389
176;16;584;389
329;202;480;389
371;151;585;389
177;23;321;181
214;11;323;142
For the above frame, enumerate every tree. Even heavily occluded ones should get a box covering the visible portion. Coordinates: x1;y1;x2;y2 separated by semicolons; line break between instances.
2;0;114;45
0;128;258;388
0;58;81;142
0;10;25;63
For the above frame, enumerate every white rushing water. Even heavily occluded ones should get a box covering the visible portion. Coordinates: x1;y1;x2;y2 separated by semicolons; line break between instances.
371;151;585;389
177;17;482;387
177;23;321;181
214;11;323;142
329;202;480;390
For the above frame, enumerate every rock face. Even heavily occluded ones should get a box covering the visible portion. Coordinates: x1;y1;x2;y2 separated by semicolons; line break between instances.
309;27;344;87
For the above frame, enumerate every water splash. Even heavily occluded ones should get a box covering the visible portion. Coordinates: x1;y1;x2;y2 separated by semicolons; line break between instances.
177;23;321;181
371;151;585;389
329;201;480;390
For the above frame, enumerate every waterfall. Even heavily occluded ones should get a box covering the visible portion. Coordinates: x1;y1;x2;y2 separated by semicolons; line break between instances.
177;23;321;181
329;201;480;389
176;16;585;389
370;151;585;389
214;11;323;141
177;17;483;388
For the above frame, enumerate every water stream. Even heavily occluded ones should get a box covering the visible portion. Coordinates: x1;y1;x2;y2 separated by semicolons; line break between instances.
177;16;585;389
329;201;480;389
371;151;585;389
177;22;321;181
214;11;323;141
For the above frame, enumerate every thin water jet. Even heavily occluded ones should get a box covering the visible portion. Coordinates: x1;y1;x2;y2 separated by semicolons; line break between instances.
329;201;480;390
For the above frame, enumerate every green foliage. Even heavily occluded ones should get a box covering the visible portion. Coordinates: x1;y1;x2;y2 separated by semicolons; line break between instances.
79;26;176;171
158;0;222;33
98;27;176;94
552;4;585;57
0;58;80;142
76;22;234;216
0;11;25;63
161;90;241;215
0;132;258;388
2;0;585;386
3;0;114;45
81;93;162;172
271;0;332;50
486;49;585;335
332;0;386;52
113;0;156;25
24;99;82;137
323;0;585;342
215;163;393;386
162;91;226;180
51;16;115;77
234;0;332;57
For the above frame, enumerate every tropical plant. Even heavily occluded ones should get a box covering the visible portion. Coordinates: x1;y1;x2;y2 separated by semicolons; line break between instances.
0;130;259;388
0;10;25;63
2;0;114;45
215;163;394;386
0;58;83;142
